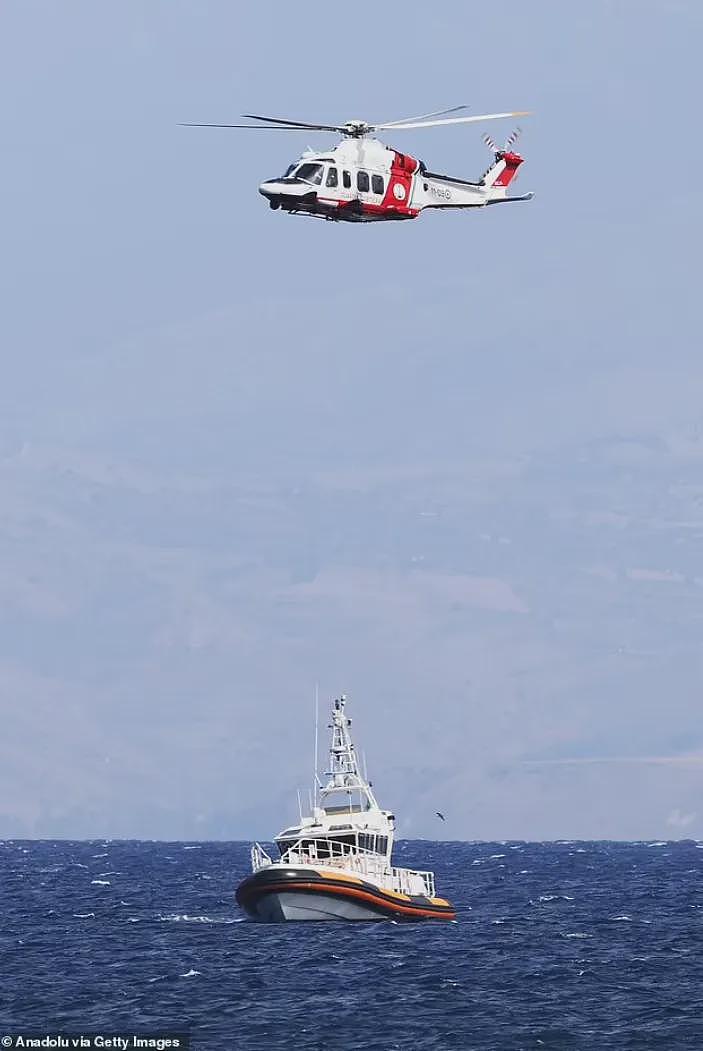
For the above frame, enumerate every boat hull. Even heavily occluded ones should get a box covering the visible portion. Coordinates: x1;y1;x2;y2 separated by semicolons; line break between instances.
236;865;456;923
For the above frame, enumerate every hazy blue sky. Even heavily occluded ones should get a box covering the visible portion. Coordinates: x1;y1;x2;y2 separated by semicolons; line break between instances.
0;0;701;840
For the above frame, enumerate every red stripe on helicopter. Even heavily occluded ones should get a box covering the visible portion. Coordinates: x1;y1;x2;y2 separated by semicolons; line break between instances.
380;151;420;215
493;151;523;187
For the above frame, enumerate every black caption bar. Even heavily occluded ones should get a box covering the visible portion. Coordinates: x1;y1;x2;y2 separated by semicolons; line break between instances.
0;1038;189;1050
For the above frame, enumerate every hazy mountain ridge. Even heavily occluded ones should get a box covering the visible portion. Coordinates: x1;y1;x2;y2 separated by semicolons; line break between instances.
1;423;701;839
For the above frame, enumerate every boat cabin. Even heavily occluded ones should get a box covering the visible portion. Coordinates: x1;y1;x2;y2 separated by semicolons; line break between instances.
274;695;395;865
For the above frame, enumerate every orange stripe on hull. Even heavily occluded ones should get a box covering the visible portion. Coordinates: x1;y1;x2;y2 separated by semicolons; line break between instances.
314;869;364;885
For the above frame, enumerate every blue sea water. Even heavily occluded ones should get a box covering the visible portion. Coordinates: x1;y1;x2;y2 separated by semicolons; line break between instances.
3;840;703;1049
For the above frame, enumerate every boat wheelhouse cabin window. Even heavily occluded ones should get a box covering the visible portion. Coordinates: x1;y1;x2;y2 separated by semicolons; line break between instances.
324;803;367;815
326;166;338;188
322;788;371;814
342;170;352;188
282;835;358;859
357;170;370;192
356;833;388;855
371;174;384;195
296;163;324;185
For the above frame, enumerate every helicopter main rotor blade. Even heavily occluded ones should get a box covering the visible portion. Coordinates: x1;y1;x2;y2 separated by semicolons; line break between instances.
180;122;330;131
378;104;470;128
375;110;531;131
241;113;344;132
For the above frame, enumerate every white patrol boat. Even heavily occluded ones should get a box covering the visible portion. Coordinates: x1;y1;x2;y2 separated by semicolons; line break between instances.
236;695;455;922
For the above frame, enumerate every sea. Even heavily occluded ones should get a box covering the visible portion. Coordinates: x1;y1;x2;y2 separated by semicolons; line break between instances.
3;839;703;1050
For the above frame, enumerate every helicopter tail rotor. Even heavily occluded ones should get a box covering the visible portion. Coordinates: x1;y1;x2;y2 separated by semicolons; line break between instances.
482;126;522;156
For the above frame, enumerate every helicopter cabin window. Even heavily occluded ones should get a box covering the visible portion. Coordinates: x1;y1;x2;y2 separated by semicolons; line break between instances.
296;163;324;185
357;170;370;193
342;170;352;189
371;174;384;195
326;167;338;188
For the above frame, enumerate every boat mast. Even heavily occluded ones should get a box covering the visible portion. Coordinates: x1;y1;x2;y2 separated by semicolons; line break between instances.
322;695;379;812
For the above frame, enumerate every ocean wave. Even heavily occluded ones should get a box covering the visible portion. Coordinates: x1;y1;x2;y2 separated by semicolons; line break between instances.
157;913;238;924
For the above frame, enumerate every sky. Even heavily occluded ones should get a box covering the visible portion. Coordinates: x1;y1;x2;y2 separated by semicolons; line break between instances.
0;0;701;840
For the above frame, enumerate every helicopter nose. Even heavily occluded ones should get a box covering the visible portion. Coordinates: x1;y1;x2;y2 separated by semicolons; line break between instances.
258;181;276;198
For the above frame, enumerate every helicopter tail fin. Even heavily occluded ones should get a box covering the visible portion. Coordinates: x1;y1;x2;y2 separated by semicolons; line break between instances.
480;151;523;189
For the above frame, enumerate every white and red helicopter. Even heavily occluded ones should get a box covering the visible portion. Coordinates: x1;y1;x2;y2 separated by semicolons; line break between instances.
183;105;533;223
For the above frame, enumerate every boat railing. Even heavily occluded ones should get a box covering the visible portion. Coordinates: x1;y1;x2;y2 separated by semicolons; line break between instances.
390;864;436;899
251;842;272;872
270;838;435;898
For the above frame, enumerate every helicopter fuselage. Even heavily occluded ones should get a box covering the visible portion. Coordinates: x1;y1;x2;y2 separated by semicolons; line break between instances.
258;137;531;223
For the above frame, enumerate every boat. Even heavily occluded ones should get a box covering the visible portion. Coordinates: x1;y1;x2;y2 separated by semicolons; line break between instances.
236;694;455;922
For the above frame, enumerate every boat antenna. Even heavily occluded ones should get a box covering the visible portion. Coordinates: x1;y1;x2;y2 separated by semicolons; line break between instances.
313;683;319;809
297;788;303;822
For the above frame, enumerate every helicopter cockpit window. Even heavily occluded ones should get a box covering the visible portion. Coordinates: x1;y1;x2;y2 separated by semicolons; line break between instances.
282;164;297;178
357;170;370;193
296;163;324;185
326;166;338;188
372;174;384;195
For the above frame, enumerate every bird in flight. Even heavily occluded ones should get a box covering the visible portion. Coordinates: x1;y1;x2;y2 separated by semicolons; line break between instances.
436;811;446;821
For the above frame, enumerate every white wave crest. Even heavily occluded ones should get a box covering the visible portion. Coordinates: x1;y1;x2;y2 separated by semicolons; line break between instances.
158;913;237;924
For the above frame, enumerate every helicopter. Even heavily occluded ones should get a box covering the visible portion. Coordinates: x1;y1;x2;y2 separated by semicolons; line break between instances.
183;105;533;223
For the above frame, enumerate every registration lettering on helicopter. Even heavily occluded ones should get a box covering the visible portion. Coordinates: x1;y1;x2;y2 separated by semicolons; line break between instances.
429;184;452;201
